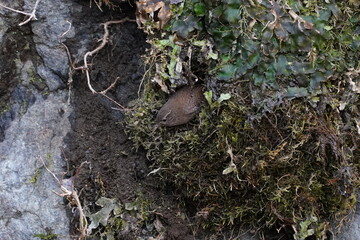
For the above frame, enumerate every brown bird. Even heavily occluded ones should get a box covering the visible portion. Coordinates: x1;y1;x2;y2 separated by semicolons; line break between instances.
155;85;204;127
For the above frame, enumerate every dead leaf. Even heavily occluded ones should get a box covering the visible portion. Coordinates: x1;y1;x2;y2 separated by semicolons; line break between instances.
152;63;170;93
136;0;172;29
288;9;314;32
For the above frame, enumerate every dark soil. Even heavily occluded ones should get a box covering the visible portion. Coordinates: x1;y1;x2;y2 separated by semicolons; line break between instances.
63;2;194;239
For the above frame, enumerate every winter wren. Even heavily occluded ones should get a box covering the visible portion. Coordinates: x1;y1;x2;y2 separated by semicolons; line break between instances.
155;85;203;127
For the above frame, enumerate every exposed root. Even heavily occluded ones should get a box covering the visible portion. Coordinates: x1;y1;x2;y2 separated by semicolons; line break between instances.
83;18;135;94
0;0;41;26
61;18;136;111
39;157;89;240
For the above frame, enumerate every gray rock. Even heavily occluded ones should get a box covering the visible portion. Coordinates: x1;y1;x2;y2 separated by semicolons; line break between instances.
30;0;77;83
335;197;360;240
37;63;65;91
0;91;72;240
0;0;77;239
0;16;7;43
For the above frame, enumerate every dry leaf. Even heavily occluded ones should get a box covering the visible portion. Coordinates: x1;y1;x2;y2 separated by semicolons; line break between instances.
136;0;172;29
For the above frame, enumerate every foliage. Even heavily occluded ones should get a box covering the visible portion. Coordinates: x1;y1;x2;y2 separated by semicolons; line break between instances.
87;196;159;239
127;0;360;238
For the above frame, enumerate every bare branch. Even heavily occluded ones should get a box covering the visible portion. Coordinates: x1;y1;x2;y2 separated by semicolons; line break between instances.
0;3;29;15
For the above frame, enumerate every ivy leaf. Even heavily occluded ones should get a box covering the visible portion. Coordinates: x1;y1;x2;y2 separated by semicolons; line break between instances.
194;3;206;17
87;197;121;234
217;64;237;81
172;15;201;39
287;87;309;97
253;72;265;86
246;52;261;69
223;6;240;24
273;55;290;76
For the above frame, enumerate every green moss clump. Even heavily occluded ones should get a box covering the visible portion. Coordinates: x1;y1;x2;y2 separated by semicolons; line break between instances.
127;84;359;234
127;0;360;237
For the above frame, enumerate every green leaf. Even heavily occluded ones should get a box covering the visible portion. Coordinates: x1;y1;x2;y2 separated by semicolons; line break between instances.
291;62;315;75
253;72;265;86
87;197;121;233
324;25;333;31
223;6;240;24
172;15;201;39
194;3;206;17
264;66;276;83
287;87;309;98
204;91;213;107
246;52;260;69
217;64;237;81
242;39;259;53
309;72;326;90
273;55;290;76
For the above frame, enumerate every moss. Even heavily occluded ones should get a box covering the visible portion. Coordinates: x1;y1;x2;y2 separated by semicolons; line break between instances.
127;0;360;237
33;230;57;240
27;67;44;84
0;103;11;114
27;167;41;184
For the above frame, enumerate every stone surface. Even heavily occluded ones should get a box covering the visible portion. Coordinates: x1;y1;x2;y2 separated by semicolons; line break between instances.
0;92;72;240
0;0;75;239
336;196;360;240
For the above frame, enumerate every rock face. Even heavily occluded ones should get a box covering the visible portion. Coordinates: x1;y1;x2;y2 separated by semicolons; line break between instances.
0;0;75;239
0;92;72;240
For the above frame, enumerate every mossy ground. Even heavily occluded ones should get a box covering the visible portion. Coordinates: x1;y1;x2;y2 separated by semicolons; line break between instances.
127;76;359;237
126;0;360;238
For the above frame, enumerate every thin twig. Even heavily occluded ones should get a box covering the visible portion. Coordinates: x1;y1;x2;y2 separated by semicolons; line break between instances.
39;156;61;185
62;43;76;105
100;76;119;94
0;0;42;26
81;18;136;111
60;20;72;39
91;0;103;12
100;91;129;110
61;18;135;110
19;0;41;26
0;3;29;15
73;190;88;238
138;62;154;97
39;156;89;239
